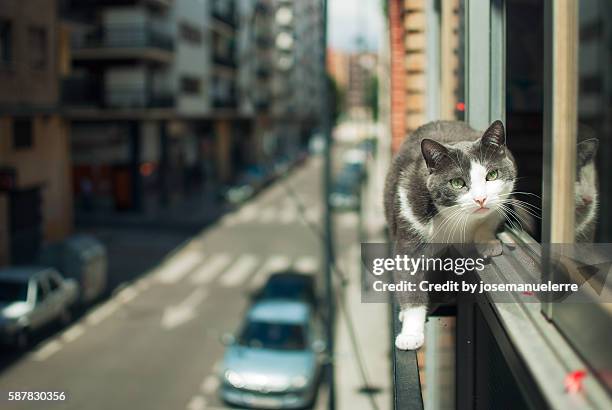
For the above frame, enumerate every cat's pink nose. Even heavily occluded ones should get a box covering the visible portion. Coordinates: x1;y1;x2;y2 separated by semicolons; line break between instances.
474;197;487;208
583;196;593;205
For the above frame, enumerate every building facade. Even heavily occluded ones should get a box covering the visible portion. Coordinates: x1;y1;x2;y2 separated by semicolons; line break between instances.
237;0;324;163
62;0;249;215
0;0;73;265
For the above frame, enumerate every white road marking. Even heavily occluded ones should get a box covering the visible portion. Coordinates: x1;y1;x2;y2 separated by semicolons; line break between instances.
190;253;232;284
293;255;318;273
61;324;85;343
156;251;205;284
161;289;207;330
186;395;206;410
279;206;297;224
237;205;259;223
116;285;139;304
201;374;220;395
337;213;359;229
250;255;292;288
219;254;259;287
259;206;277;224
305;206;322;222
135;277;152;291
86;300;120;326
31;340;62;361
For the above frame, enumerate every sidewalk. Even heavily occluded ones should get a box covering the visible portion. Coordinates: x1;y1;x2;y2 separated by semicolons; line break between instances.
335;146;392;410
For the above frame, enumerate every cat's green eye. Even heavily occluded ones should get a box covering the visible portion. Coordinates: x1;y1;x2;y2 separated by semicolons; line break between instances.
486;169;499;181
450;178;465;189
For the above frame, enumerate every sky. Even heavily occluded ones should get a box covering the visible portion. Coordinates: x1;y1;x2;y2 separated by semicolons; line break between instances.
328;0;383;51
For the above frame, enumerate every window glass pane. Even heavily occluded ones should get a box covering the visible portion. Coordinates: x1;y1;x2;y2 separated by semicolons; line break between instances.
506;0;544;240
13;119;33;149
28;26;47;70
0;19;11;65
577;0;611;242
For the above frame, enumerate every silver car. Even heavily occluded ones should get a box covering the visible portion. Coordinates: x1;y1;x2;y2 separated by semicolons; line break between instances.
220;300;325;409
0;267;79;348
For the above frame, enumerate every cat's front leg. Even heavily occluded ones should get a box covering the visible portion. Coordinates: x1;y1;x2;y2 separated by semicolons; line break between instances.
396;305;427;350
473;216;503;257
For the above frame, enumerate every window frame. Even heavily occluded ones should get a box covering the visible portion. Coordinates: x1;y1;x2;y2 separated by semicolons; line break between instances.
0;18;12;67
462;0;612;406
28;25;48;71
12;118;34;150
180;76;201;95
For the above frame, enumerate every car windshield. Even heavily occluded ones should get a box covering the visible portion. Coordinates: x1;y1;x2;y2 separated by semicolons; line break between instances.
0;281;28;303
238;321;306;351
262;280;312;302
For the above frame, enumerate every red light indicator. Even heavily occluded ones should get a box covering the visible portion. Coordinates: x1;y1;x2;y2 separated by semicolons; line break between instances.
565;370;587;394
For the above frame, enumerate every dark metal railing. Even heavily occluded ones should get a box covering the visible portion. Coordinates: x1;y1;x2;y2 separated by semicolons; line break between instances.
62;77;174;109
75;24;174;52
391;303;424;410
62;0;172;11
211;0;237;27
105;86;175;108
61;76;103;106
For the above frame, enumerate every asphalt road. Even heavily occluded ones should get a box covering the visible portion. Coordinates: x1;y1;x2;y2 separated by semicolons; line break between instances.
0;155;363;410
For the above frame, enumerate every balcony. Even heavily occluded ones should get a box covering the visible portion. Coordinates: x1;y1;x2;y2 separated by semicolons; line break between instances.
213;54;237;69
62;76;174;110
62;0;172;12
72;25;174;64
211;0;236;28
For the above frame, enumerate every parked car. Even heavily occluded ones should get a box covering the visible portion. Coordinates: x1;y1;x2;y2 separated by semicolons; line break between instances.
254;271;318;310
220;300;325;409
39;234;108;306
0;267;79;348
330;166;362;211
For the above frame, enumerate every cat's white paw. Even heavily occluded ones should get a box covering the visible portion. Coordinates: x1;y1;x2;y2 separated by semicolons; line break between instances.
476;239;503;258
395;332;425;350
398;311;404;322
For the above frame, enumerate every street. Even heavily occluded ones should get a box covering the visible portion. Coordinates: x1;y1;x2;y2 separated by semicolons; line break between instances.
0;153;371;410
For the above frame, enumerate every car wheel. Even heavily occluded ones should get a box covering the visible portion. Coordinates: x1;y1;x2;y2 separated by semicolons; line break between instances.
14;329;30;350
59;308;72;326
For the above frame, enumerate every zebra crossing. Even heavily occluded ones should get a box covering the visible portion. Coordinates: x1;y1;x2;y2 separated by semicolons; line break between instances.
155;249;319;290
221;203;322;227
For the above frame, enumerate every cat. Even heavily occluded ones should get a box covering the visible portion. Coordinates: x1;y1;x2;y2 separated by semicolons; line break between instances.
575;134;598;242
383;120;517;350
513;130;599;242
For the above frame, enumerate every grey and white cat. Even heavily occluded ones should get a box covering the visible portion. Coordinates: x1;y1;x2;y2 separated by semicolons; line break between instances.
384;120;517;350
575;136;599;242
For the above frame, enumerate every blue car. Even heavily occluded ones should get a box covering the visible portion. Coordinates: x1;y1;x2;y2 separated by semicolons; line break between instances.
220;300;325;409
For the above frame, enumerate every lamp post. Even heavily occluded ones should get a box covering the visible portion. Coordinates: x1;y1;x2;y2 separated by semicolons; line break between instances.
320;0;336;409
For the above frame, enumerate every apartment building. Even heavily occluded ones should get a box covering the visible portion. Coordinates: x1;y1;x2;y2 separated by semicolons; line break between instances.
237;0;324;161
0;0;73;265
388;0;461;152
61;0;246;214
346;52;377;121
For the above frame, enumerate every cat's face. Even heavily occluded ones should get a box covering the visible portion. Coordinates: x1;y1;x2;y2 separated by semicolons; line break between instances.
575;139;598;219
421;120;516;217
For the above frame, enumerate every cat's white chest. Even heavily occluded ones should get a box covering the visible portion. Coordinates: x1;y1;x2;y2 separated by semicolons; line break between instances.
428;210;495;243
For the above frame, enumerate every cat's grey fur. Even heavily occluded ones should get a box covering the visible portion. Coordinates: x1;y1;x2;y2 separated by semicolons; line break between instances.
384;120;517;350
575;132;599;242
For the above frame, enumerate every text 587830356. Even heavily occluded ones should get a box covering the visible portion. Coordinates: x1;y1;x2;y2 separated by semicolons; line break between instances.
7;391;66;401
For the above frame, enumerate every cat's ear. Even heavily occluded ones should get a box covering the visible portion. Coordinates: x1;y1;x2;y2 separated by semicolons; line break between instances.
481;120;506;148
578;138;598;164
421;139;449;171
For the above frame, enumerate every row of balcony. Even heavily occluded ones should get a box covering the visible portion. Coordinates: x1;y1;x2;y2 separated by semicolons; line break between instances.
61;77;243;111
62;76;175;109
75;25;174;52
211;0;237;28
